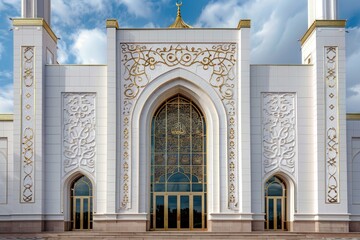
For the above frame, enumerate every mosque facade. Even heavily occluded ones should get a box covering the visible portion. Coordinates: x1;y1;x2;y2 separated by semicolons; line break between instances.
0;0;360;233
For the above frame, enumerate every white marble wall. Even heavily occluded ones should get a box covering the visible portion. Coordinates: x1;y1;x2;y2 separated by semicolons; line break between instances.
250;65;313;222
0;121;13;209
347;120;360;221
44;65;107;222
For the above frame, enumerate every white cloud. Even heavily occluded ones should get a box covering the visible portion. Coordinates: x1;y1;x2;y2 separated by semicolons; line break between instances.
52;0;109;26
143;22;159;28
197;0;306;64
57;39;69;64
71;28;107;64
117;0;153;19
347;85;360;113
0;42;4;59
346;27;360;112
0;0;20;12
0;70;11;79
0;83;13;113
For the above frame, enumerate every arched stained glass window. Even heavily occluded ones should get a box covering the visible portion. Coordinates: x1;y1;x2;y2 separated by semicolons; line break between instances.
150;94;207;230
151;94;206;193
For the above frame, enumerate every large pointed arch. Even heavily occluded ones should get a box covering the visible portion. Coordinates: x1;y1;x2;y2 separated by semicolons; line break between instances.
128;68;229;224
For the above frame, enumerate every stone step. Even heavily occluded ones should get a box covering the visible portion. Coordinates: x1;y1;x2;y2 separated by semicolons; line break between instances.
1;232;360;240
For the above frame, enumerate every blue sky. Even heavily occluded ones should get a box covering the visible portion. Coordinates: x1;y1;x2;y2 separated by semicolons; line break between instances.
0;0;360;113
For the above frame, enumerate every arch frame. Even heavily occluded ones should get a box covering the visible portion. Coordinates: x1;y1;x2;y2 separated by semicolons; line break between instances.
128;68;230;222
263;170;296;229
61;170;96;225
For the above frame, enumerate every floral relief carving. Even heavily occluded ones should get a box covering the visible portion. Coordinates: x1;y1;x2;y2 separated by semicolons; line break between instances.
120;43;238;210
62;93;96;176
262;93;296;176
21;46;35;203
325;46;339;203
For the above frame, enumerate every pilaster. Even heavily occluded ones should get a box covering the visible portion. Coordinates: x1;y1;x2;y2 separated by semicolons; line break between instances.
104;19;118;217
237;20;252;218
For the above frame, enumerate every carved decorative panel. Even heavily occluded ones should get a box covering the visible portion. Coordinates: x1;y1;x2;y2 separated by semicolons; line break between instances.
21;46;35;203
120;43;238;210
262;93;296;176
62;93;96;176
325;46;339;203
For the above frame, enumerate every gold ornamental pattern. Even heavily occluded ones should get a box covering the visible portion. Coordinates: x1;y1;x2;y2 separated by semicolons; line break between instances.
120;43;238;210
121;44;236;100
325;46;339;203
21;46;35;203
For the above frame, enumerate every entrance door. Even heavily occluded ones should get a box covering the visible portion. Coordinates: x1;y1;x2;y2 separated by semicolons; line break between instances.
153;193;205;230
265;176;287;230
71;175;93;230
150;95;207;231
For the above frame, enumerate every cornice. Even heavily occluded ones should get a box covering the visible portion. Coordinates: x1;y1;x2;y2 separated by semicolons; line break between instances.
0;114;14;121
347;113;360;121
301;20;346;46
237;19;251;29
13;18;58;43
106;19;119;29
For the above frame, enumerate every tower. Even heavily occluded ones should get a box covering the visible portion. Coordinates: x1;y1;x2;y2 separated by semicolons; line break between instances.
308;0;338;27
11;0;57;231
299;0;349;232
21;0;51;25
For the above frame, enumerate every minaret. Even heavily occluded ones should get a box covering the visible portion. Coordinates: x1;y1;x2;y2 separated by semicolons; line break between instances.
21;0;51;25
299;0;349;232
308;0;338;27
11;0;57;231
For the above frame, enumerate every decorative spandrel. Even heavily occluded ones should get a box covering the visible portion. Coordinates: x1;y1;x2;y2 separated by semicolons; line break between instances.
120;43;238;209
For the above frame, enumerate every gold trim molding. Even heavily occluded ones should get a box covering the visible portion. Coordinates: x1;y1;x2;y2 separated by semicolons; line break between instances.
106;19;119;29
237;19;251;29
347;114;360;121
301;20;346;46
13;18;58;43
0;114;13;121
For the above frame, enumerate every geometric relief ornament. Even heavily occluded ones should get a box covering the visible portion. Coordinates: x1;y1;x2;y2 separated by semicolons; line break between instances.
120;43;238;210
325;46;339;203
262;93;296;176
62;93;96;176
21;46;35;203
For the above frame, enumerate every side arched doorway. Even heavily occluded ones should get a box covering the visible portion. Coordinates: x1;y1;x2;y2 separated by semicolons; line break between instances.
265;176;287;231
70;175;93;230
150;94;207;230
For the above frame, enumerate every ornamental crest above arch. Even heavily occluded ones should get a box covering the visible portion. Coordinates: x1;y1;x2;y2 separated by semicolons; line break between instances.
120;43;238;210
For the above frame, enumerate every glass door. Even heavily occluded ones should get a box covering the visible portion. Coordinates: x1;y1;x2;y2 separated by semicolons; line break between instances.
152;193;205;230
265;196;285;230
73;196;92;230
264;176;287;231
71;175;93;230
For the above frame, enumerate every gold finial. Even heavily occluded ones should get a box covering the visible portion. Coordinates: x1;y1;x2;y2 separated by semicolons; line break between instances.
176;1;182;8
176;1;182;17
168;1;192;29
